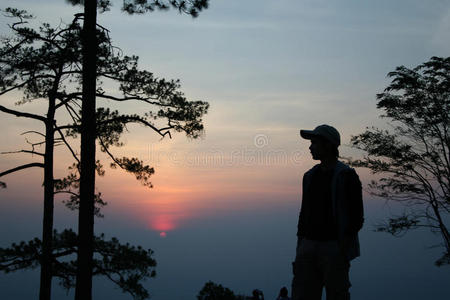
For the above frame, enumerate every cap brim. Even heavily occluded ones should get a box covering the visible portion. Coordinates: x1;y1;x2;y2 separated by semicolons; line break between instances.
300;129;317;140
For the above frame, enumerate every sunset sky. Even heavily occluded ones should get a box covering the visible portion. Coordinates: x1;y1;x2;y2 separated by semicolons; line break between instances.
1;1;450;299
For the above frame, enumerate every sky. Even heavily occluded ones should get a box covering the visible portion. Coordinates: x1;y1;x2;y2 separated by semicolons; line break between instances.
1;0;450;299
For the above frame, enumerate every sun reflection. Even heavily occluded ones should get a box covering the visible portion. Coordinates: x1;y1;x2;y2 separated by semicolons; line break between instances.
159;232;167;238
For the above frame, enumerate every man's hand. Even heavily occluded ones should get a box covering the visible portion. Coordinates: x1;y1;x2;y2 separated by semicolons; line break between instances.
339;235;352;257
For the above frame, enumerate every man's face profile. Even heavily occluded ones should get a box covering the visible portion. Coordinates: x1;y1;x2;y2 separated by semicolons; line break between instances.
309;136;330;160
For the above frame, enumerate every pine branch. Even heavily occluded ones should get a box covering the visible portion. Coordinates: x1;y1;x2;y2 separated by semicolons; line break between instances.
54;123;80;164
0;105;46;122
1;149;44;157
0;162;45;178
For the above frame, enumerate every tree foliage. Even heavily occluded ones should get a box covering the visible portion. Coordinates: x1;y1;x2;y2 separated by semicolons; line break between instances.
0;230;156;300
65;1;210;299
0;6;208;205
197;281;246;300
350;56;450;266
66;0;209;17
0;6;208;299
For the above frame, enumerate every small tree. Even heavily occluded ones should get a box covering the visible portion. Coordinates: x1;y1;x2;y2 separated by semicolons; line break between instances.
197;281;245;300
350;56;450;266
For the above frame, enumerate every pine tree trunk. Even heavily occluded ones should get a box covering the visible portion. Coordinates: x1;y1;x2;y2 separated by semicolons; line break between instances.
75;1;98;299
39;105;55;300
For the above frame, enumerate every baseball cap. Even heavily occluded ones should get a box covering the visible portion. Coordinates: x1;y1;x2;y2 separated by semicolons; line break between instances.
300;124;340;147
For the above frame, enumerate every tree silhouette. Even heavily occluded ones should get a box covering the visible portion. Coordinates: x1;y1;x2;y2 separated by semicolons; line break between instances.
0;7;208;299
350;56;450;266
0;9;83;299
197;281;246;300
1;229;157;300
62;2;209;299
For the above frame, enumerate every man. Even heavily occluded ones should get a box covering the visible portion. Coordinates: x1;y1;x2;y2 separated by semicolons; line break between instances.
292;124;364;300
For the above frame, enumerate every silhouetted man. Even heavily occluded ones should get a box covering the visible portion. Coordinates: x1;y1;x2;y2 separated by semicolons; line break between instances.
292;124;363;300
249;289;264;300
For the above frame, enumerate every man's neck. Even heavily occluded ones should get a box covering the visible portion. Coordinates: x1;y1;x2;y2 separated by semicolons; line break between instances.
320;157;338;170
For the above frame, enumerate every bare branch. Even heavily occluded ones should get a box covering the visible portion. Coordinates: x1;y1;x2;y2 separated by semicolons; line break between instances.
95;93;168;106
54;190;78;197
0;81;28;96
0;105;46;122
54;123;80;164
21;131;46;138
0;162;44;178
97;115;170;138
1;149;44;157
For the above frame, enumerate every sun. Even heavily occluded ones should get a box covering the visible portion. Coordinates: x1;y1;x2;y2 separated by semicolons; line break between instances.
159;231;167;238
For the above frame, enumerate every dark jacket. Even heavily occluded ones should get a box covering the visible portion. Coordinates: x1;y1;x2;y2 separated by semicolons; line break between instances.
297;161;364;260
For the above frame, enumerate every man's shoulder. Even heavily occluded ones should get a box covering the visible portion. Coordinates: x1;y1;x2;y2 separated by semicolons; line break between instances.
304;161;358;178
336;160;351;170
304;164;321;176
336;161;357;174
336;161;361;184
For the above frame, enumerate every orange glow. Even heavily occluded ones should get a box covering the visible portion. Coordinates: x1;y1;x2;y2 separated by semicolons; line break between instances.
150;214;177;232
91;146;377;236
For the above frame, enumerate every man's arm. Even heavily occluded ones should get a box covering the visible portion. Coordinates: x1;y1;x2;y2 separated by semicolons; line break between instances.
297;175;307;237
345;169;364;235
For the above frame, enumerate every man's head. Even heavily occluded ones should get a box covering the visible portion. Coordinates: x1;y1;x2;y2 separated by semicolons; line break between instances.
300;124;340;160
279;287;288;297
